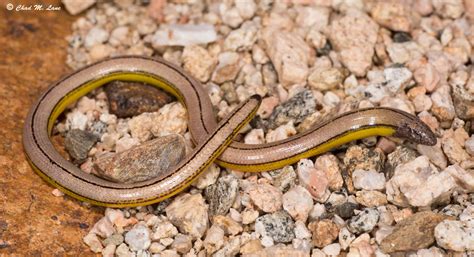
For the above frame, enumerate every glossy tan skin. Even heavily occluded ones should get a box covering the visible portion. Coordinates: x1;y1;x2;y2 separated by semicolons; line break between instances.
23;56;436;207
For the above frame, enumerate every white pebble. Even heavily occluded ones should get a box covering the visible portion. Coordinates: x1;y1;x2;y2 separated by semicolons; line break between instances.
152;221;178;240
67;111;88;131
294;220;311;239
83;233;103;253
309;203;326;220
338;227;355;250
102;244;115;257
203;225;224;254
435;219;474;251
125;224;151;251
322;243;341;256
282;186;314;222
151;24;217;47
115;243;133;257
266;122;296;143
352;169;386;191
465;136;474;155
84;27;109;48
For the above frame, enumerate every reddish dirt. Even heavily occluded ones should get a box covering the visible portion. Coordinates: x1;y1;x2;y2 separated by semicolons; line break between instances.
0;0;102;255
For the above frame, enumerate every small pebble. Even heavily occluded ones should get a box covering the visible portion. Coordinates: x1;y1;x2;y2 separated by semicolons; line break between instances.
124;224;151;251
51;189;65;197
308;68;346;91
314;154;343;191
371;2;413;32
266;90;316;130
262;30;311;87
212;215;242;236
204;174;239;217
151;24;217;46
115;243;133;257
240;239;263;255
355;190;388;207
338;227;356;250
294;220;311;239
171;234;192;254
269;166;297;192
335;202;360;219
255;211;295;244
431;85;456;122
83;233;103;253
192;163;220;189
165;194;209;239
308;219;339;248
182;45;216;83
211;52;242;84
84;27;109;48
348;208;380;234
327;11;378;76
151;221;178;240
465;136;474;155
435;218;474;251
89;216;115;238
62;0;96;15
246;183;283;213
101;244;115;257
352;169;386;191
385;146;417;178
386;156;460;207
203;225;224;255
64;129;98;163
322;243;341;256
282;186;313;222
103;233;124;246
242;209;259;225
297;159;330;202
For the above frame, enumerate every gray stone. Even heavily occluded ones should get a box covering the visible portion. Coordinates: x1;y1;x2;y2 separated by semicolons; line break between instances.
266;90;316;130
348;208;380;234
154;198;172;214
343;145;385;193
392;32;412;43
452;84;474;120
103;233;124;246
440;205;464;217
204;175;239;217
88;121;107;138
334;202;359;219
221;82;239;104
64;129;98;163
269;166;297;193
385;146;417;178
255;211;295;243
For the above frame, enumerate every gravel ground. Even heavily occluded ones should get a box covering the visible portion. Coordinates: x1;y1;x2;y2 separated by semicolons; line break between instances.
56;0;474;256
